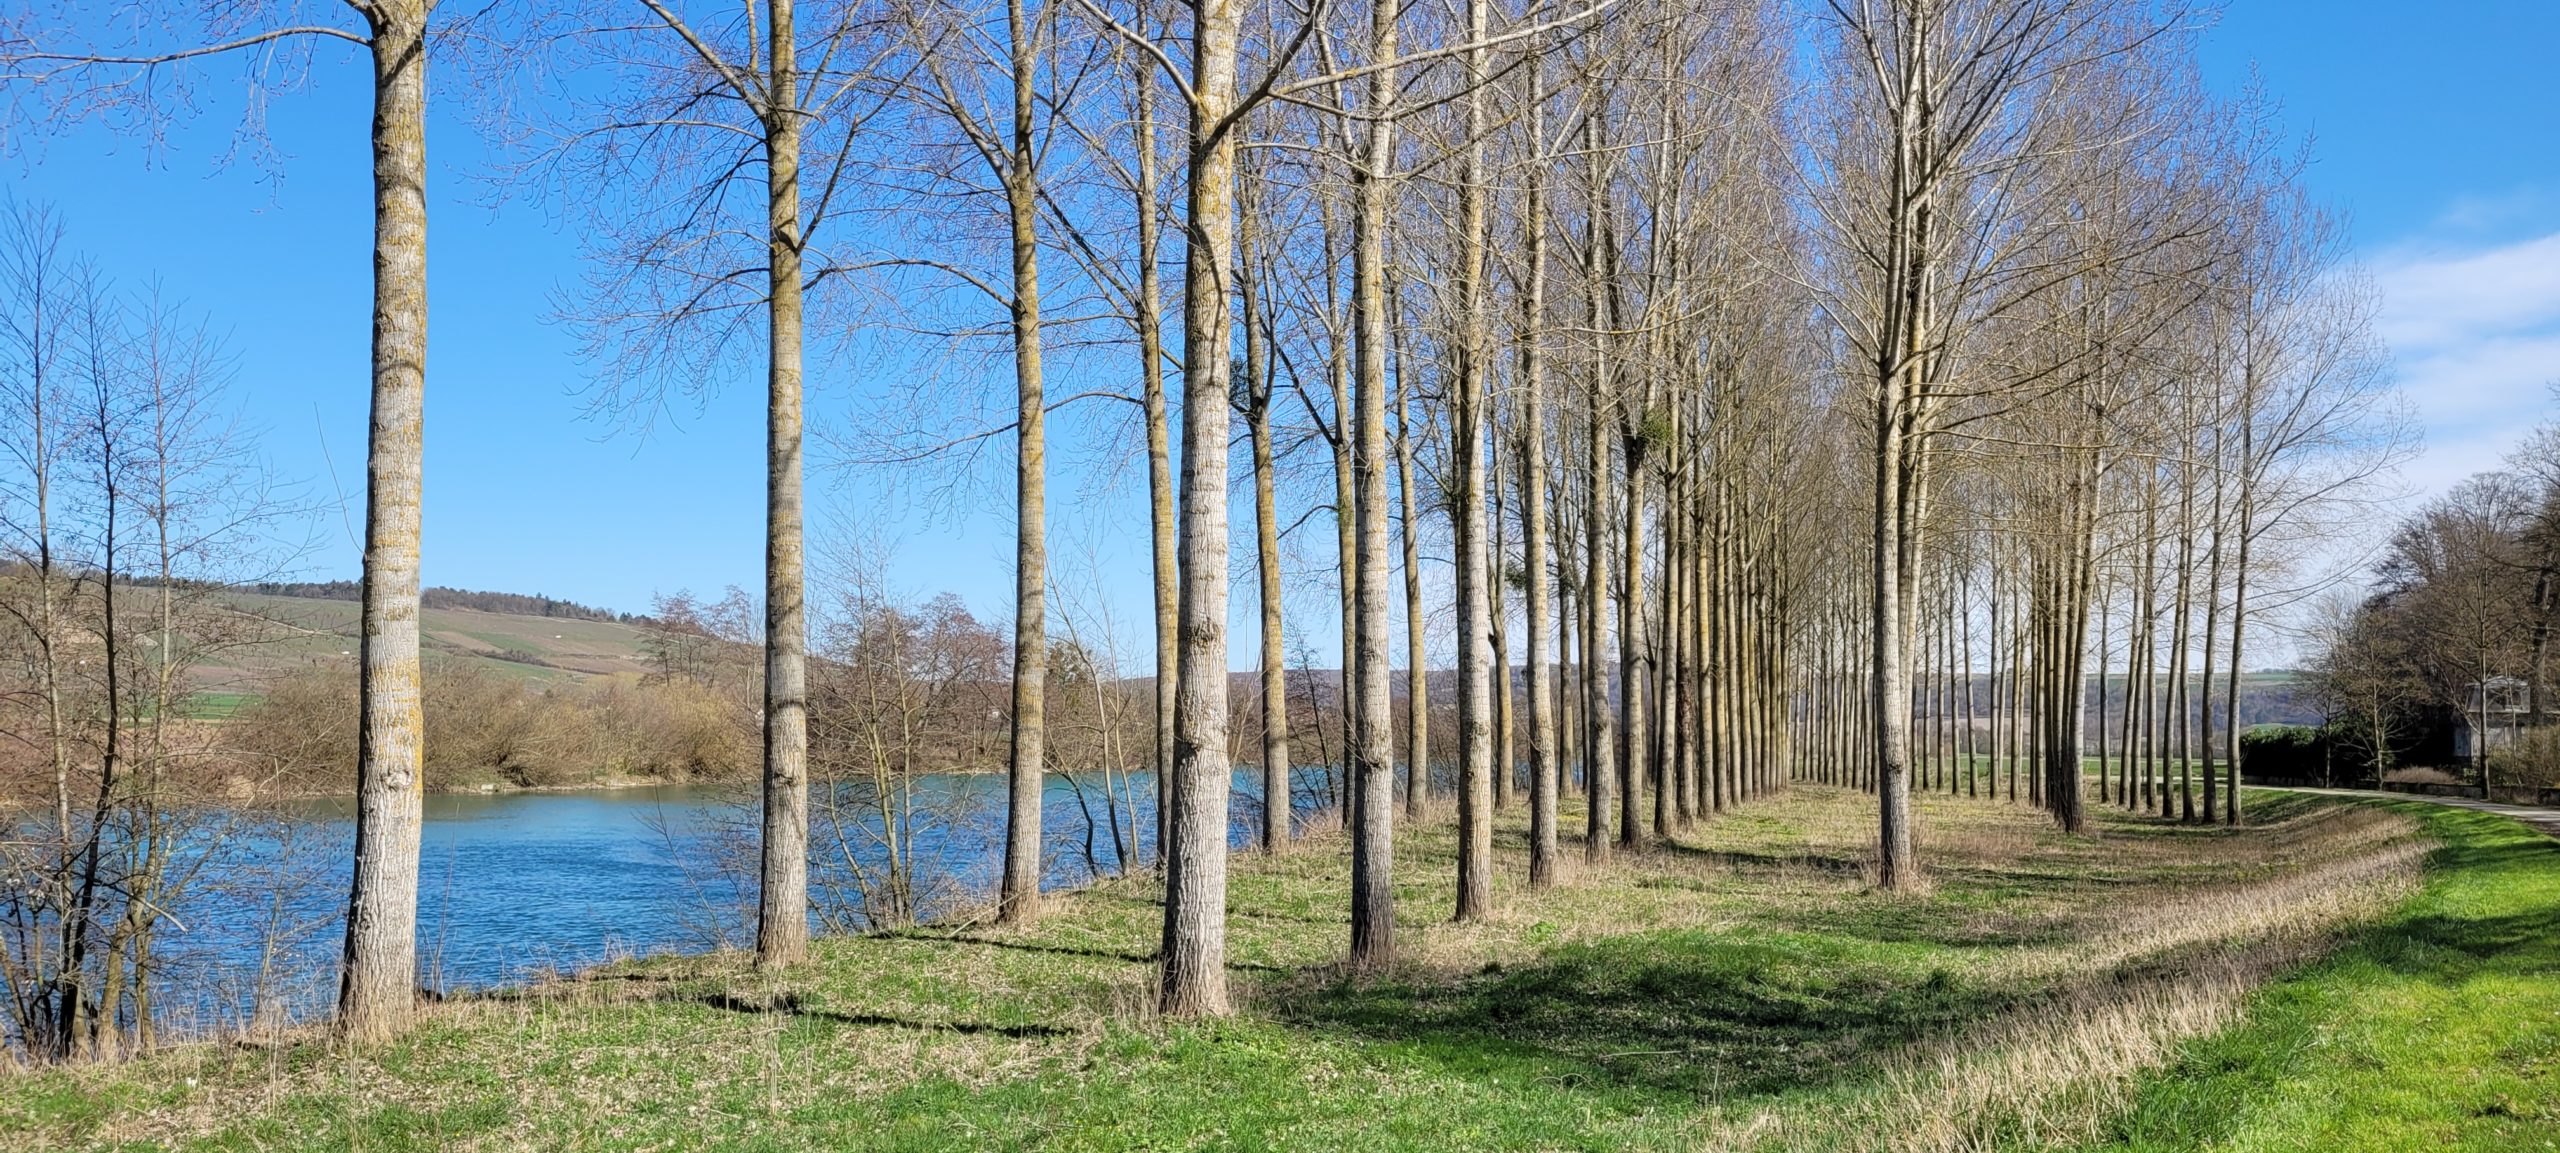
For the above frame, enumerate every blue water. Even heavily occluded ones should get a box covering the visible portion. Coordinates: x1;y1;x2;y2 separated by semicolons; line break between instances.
152;766;1347;1034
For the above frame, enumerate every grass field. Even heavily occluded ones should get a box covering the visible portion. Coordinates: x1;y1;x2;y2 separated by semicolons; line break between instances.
6;785;2552;1151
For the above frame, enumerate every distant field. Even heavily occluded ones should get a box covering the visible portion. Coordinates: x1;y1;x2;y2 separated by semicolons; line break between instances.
178;691;258;720
194;591;662;698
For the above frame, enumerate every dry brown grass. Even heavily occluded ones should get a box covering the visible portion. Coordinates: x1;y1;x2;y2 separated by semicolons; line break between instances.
1711;800;2426;1153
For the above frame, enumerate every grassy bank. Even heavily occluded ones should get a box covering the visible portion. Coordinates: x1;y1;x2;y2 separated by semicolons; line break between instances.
5;784;2547;1151
2074;796;2560;1152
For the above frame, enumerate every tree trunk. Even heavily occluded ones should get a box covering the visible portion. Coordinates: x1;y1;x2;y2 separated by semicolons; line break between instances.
1961;565;1978;797
339;1;432;1039
1613;371;1647;848
998;0;1048;925
1133;42;1177;865
1580;141;1615;864
1330;310;1358;823
2170;416;2197;822
1710;476;1731;810
1661;450;1684;832
1490;449;1515;815
1348;0;1402;967
1451;0;1493;919
1242;178;1290;853
1157;0;1241;1017
1873;392;1915;888
2197;422;2226;825
1520;161;1558;881
2223;405;2256;825
1396;377;1427;822
751;0;814;970
1870;3;1928;887
1615;456;1648;849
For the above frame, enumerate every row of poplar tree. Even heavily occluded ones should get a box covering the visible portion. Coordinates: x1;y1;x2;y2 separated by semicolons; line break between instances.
4;0;2398;1037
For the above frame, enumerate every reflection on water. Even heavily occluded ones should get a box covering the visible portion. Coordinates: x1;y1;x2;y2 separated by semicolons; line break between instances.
160;766;1344;1034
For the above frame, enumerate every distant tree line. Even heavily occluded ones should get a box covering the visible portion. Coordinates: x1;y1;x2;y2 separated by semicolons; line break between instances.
2308;399;2560;789
251;581;641;624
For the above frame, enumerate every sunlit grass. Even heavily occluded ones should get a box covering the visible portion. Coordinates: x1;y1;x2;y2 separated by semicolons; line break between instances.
2073;799;2560;1153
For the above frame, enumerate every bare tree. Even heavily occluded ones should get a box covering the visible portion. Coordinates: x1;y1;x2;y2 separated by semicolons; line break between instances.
506;0;915;968
0;207;299;1060
5;0;439;1038
1807;0;2187;877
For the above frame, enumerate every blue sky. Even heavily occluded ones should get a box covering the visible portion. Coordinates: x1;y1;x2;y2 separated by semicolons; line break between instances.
2194;1;2560;498
7;1;2556;663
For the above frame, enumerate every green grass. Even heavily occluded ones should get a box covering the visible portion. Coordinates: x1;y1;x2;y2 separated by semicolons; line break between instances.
5;786;2552;1151
124;691;262;721
179;691;259;720
2074;796;2560;1152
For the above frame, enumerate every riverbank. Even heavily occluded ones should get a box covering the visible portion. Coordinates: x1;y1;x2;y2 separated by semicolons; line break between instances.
253;760;1100;802
8;785;2551;1151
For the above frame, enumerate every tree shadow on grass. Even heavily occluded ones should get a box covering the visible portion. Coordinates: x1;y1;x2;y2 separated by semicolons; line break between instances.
2371;909;2560;974
1759;891;2074;950
1272;927;2014;1101
1640;836;2077;949
2362;845;2560;983
1225;904;1351;929
871;927;1314;976
2416;830;2560;876
1647;840;1870;876
690;989;1071;1039
480;973;1076;1039
2347;819;2560;981
918;933;1293;976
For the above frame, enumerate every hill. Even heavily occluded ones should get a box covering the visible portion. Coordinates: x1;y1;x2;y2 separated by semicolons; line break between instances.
199;585;664;693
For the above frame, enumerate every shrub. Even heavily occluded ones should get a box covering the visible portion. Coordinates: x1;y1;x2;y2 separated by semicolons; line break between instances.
225;659;755;793
2487;726;2560;789
2238;724;2328;782
2381;766;2465;787
225;658;360;793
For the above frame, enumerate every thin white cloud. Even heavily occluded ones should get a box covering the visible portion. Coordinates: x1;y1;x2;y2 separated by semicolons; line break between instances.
2428;188;2560;239
2374;232;2560;348
2371;229;2560;497
2393;332;2560;421
2396;424;2532;502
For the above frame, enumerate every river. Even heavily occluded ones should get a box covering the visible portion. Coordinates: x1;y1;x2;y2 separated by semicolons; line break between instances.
149;766;1349;1038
